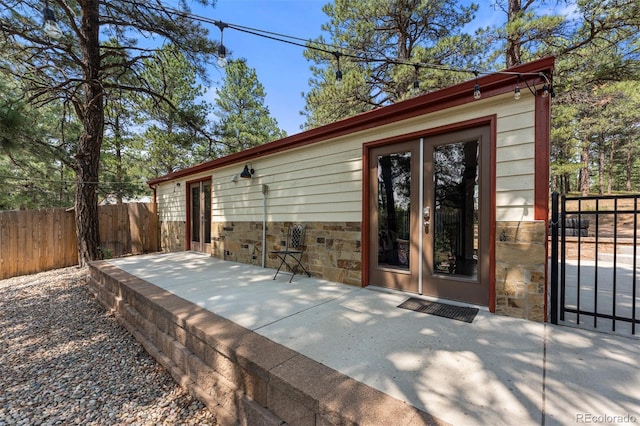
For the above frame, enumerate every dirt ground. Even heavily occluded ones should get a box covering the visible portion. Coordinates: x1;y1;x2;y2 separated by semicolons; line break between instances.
561;197;639;239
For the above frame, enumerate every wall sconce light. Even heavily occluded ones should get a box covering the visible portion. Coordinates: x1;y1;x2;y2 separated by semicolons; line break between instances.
240;163;254;179
176;182;181;187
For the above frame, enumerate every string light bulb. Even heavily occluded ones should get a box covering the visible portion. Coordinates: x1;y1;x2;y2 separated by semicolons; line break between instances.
217;45;227;68
539;72;553;98
333;51;343;86
412;64;420;94
541;84;549;98
473;83;481;100
215;21;229;68
43;1;63;39
146;8;554;103
514;85;521;100
473;71;481;100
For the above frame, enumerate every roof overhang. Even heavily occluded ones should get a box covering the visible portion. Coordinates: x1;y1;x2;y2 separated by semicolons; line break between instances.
147;56;554;186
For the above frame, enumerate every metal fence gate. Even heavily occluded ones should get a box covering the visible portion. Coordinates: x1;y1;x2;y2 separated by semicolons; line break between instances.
550;192;640;335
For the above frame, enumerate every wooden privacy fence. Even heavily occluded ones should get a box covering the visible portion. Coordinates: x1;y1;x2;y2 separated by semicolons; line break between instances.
0;208;77;280
98;203;159;258
0;203;159;280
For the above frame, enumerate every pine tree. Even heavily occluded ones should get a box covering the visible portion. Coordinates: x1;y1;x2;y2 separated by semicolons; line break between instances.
0;74;77;209
0;1;218;264
214;60;286;155
549;0;640;194
302;0;479;129
137;44;214;177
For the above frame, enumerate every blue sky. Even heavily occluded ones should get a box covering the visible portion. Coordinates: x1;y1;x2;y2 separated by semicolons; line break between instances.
189;0;507;136
192;0;329;136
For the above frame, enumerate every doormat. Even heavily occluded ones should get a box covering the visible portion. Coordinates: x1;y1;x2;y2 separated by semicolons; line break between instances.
398;298;479;323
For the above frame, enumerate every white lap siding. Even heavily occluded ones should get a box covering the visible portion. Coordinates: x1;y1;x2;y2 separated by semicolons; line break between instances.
211;140;363;223
156;92;537;225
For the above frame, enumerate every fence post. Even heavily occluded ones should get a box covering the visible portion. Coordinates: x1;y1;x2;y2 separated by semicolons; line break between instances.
550;191;559;324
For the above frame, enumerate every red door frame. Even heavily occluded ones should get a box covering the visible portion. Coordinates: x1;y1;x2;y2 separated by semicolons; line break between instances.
362;116;497;312
185;176;212;251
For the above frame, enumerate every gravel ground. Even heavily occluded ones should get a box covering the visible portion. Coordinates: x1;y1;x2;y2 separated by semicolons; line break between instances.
0;266;218;426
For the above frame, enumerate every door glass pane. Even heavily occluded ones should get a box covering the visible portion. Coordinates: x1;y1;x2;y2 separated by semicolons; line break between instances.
204;183;211;244
191;186;200;242
433;141;478;278
377;152;411;270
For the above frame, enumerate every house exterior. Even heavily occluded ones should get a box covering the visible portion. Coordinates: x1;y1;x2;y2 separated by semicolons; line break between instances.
147;57;554;322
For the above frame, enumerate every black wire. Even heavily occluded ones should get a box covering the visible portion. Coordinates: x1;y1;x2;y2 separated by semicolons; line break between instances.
153;2;549;80
0;175;147;186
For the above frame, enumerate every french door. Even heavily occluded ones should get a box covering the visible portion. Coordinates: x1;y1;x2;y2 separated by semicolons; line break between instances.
367;126;490;306
189;180;211;253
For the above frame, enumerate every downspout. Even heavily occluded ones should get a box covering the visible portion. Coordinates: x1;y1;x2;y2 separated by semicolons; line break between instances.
261;184;269;267
149;184;159;252
151;184;157;204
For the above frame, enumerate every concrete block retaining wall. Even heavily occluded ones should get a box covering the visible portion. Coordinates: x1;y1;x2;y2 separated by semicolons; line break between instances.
87;261;443;426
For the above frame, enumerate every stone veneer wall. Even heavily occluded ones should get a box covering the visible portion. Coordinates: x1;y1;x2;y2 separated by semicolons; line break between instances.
160;221;186;252
495;221;547;321
212;221;362;286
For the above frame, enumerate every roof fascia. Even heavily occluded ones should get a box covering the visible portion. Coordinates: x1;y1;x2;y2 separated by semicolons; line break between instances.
148;56;554;186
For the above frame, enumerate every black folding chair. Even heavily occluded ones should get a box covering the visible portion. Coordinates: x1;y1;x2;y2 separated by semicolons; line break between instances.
272;223;311;282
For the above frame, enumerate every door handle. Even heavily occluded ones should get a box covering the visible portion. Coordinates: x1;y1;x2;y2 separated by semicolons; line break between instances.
424;220;430;234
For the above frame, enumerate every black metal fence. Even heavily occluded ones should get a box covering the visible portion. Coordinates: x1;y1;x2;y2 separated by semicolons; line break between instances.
549;192;640;335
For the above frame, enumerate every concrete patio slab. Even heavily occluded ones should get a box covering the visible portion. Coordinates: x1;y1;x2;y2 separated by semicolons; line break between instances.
107;252;640;426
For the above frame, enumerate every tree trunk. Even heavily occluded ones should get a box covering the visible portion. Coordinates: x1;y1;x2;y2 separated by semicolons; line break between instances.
626;145;633;192
115;114;124;205
506;0;522;67
580;142;590;196
607;138;614;194
75;0;104;266
395;10;411;99
59;164;65;204
598;142;604;196
379;155;399;266
563;172;571;194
